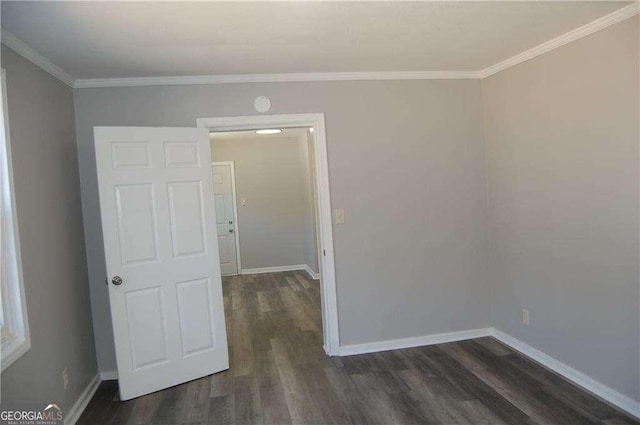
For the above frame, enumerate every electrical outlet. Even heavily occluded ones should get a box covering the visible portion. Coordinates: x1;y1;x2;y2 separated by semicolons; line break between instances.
522;308;530;326
334;209;345;224
62;367;70;390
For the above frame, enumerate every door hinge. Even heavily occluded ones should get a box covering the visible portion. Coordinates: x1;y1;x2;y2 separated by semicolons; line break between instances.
323;249;326;257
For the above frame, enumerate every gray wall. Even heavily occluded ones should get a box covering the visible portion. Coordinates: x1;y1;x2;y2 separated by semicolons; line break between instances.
0;47;97;411
482;16;640;401
74;79;490;373
212;134;309;270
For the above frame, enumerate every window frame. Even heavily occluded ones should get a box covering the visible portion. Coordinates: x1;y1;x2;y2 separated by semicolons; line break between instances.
0;68;30;372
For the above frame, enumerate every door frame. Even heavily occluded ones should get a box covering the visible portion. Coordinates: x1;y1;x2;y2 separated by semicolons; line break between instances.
212;161;242;275
196;113;339;356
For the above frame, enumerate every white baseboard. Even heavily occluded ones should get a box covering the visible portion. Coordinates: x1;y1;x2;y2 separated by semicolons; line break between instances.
241;264;308;275
63;328;640;421
303;264;320;280
337;327;492;356
100;370;118;380
64;373;101;425
491;329;640;420
240;264;319;280
336;326;639;419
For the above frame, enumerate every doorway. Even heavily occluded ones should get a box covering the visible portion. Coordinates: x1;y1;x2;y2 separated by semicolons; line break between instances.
93;115;338;400
211;128;318;277
197;114;339;356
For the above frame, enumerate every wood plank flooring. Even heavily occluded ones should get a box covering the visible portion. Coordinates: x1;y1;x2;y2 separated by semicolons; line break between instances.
78;272;639;425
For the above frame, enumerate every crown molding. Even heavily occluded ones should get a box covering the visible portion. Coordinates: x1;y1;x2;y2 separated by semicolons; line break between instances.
1;30;75;87
479;2;640;79
2;3;638;89
72;71;481;88
71;2;640;89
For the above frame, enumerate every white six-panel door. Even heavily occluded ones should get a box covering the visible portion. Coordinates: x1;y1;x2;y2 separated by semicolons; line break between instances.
212;163;239;276
94;127;228;400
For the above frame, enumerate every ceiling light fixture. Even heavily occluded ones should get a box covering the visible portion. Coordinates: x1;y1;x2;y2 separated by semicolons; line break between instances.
255;129;282;135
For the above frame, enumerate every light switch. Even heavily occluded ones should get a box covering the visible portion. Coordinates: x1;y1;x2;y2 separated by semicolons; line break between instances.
241;197;247;206
334;209;345;224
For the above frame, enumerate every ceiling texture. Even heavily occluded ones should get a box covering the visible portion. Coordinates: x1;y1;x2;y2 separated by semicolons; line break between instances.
0;1;634;81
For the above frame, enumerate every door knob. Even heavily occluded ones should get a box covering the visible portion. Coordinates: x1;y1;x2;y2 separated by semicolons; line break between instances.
229;229;234;233
112;276;123;286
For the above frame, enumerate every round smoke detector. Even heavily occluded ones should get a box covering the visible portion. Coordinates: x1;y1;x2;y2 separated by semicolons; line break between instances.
254;96;271;113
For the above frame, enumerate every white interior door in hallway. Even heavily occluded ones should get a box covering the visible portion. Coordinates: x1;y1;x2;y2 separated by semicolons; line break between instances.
94;126;229;400
212;162;240;275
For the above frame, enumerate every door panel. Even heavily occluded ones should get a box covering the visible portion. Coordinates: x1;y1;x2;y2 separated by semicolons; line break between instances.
125;286;167;370
111;142;151;168
95;127;229;401
164;141;200;168
212;163;239;275
167;181;207;258
115;184;159;265
176;278;215;356
217;235;230;263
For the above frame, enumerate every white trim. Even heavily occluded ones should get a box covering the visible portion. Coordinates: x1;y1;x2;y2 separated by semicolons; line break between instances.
74;329;640;421
303;264;320;280
1;30;75;87
337;328;493;356
70;3;640;88
335;326;640;419
73;71;479;88
240;264;308;275
0;336;30;372
479;2;640;78
100;370;118;380
64;373;101;425
491;329;640;420
4;3;638;88
198;114;322;132
197;114;340;356
212;161;242;274
0;69;31;372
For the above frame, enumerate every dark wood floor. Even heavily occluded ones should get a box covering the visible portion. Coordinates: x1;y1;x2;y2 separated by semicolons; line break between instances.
79;271;638;425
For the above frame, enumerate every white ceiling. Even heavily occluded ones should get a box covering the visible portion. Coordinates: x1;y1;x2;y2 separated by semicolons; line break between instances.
1;1;632;80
